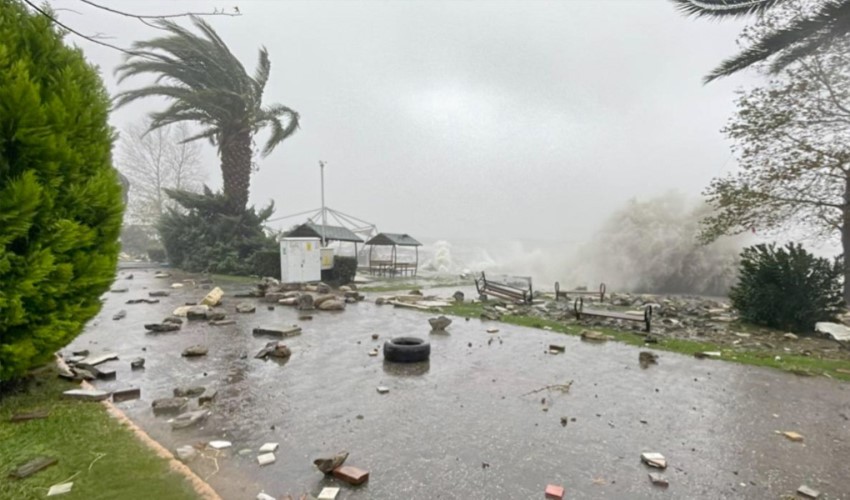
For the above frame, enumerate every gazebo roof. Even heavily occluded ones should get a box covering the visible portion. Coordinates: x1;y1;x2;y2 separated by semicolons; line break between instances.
285;222;364;243
365;232;422;247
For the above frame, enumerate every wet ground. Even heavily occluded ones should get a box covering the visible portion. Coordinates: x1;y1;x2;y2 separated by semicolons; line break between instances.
70;267;850;499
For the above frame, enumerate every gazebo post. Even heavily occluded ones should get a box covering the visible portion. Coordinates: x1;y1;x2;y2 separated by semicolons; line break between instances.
392;244;397;277
415;246;419;277
369;244;374;275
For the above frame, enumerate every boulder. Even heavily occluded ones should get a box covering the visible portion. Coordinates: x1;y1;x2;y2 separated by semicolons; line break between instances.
453;291;465;303
313;451;349;474
316;282;331;294
255;341;292;360
297;293;315;311
318;299;345;311
429;315;452;331
314;294;336;307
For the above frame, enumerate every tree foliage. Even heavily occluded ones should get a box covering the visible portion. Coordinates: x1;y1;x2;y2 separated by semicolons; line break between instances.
673;0;850;81
730;242;844;332
158;187;276;275
0;1;123;380
114;16;299;213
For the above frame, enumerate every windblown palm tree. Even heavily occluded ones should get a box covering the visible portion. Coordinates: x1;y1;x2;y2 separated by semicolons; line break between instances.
673;0;850;82
114;16;299;212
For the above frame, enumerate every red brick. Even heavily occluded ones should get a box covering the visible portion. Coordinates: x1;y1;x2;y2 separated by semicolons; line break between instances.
545;484;565;499
332;465;369;485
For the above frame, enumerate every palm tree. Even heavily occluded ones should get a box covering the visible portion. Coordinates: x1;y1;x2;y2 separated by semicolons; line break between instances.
673;0;850;82
114;16;299;213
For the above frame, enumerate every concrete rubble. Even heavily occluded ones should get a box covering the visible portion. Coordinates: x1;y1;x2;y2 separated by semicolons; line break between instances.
429;315;452;330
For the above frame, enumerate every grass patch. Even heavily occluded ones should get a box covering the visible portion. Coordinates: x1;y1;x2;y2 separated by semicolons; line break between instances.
439;303;850;381
0;367;199;500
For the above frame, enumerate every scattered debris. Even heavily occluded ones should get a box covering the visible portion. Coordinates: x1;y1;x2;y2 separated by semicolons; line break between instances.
163;316;184;325
521;381;573;397
77;352;118;366
10;409;49;423
131;357;145;370
560;416;568;427
782;431;804;442
173;386;205;398
186;306;212;320
62;389;110;402
376;386;390;394
171;283;184;289
639;351;659;368
168;409;210;429
545;484;565;499
47;482;73;496
783;333;798;341
9;456;58;479
112;310;127;320
199;390;218;405
182;345;208;357
126;298;159;304
549;344;565;353
112;388;141;403
255;341;292;360
694;351;721;359
236;302;256;313
648;472;669;487
487;328;500;334
368;348;379;357
815;322;850;342
453;291;465;303
154;272;171;278
152;397;189;416
111;287;129;293
797;485;821;498
256;493;275;500
314;451;349;474
145;323;180;333
149;291;170;297
580;330;608;342
208;440;232;449
641;452;667;469
200;287;224;307
317;487;340;500
175;445;198;463
429;315;452;330
253;326;302;337
257;453;276;466
333;465;370;485
259;443;279;453
210;319;236;326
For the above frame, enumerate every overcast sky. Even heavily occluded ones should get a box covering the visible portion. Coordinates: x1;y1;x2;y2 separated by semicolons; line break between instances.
51;0;753;242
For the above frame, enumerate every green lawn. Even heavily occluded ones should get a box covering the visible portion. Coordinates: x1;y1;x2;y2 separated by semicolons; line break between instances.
0;367;199;500
440;302;850;381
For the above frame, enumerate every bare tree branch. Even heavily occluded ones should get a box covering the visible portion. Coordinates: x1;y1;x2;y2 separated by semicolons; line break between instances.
78;1;240;20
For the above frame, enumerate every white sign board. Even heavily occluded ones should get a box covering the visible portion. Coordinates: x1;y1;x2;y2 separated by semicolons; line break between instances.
280;237;321;283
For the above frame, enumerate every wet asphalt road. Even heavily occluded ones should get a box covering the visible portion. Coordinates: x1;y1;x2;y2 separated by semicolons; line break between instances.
69;268;850;499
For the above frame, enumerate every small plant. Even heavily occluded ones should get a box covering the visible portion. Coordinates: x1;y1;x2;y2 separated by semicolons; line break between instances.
730;242;844;333
322;256;358;286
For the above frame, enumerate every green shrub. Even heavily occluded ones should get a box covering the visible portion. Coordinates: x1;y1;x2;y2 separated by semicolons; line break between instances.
147;248;167;263
730;242;844;333
0;1;123;381
322;256;358;286
158;188;276;275
251;250;281;278
119;224;158;258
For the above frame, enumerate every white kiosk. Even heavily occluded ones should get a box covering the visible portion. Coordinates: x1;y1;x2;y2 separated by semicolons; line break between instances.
279;237;321;283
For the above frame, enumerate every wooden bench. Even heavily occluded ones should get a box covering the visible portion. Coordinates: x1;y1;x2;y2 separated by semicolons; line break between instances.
573;297;652;332
474;272;533;305
554;282;606;302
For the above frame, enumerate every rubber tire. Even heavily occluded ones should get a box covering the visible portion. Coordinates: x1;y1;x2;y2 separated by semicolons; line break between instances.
383;336;430;363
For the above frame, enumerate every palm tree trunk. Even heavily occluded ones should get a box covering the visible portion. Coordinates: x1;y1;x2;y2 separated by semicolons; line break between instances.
220;129;252;213
843;175;850;305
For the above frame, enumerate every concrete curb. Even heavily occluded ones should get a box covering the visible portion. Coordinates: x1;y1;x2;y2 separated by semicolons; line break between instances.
56;355;221;500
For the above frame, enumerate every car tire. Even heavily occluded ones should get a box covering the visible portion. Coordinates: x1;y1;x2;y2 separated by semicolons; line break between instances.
383;336;430;363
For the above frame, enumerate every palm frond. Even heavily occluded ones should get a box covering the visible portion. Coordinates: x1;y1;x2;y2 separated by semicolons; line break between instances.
672;0;789;18
258;106;300;157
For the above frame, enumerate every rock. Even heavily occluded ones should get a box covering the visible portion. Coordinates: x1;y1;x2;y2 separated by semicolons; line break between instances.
200;286;224;306
152;397;189;416
376;386;390;394
182;345;208;357
236;302;256;313
131;357;145;370
205;311;227;321
184;305;211;320
47;482;73;496
694;351;721;359
797;485;821;498
318;487;340;500
371;333;379;340
580;330;608;342
175;445;198;463
112;310;127;321
171;283;184;289
815;321;850;341
549;344;565;353
487;328;500;334
253;326;302;337
640;452;667;469
783;332;799;340
544;484;565;499
298;314;313;321
256;494;275;500
297;293;315;310
339;285;352;292
278;297;297;306
208;440;232;449
112;388;141;403
255;341;292;359
262;292;290;303
210;319;236;326
375;297;387;305
145;323;180;333
314;451;349;474
453;291;465;303
317;282;331;294
169;409;210;429
110;287;129;293
332;465;370;485
368;349;379;357
77;352;118;366
199;390;218;406
62;389;110;402
480;310;500;321
314;294;336;307
429;315;452;330
648;472;669;487
127;298;160;304
259;442;279;453
149;291;170;297
96;368;116;381
319;299;345;311
409;289;422;296
639;351;659;367
257;452;276;466
154;272;171;278
173;386;205;398
9;456;58;479
782;431;804;442
163;316;184;325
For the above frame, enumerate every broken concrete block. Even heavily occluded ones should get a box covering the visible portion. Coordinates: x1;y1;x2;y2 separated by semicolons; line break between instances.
317;487;340;500
332;465;369;485
63;389;110;402
182;345;208;357
77;352;118;366
145;323;180;333
200;286;224;306
549;344;565;353
208;440;232;449
783;431;804;442
210;319;236;326
154;272;170;278
169;409;210;429
259;442;279;453
641;452;667;469
318;299;345;311
252;326;302;338
152;397;189;416
113;310;127;321
428;315;452;330
314;451;349;474
797;485;821;498
255;341;292;360
199;390;218;406
544;484;565;499
175;445;197;463
112;388;141;403
149;291;170;297
47;482;73;496
648;472;668;487
10;456;58;479
96;368;116;381
376;386;390;394
205;310;227;321
580;330;608;342
130;357;145;370
185;306;211;320
256;494;275;500
127;298;160;304
173;386;205;398
257;452;276;466
694;351;721;359
368;349;379;357
236;302;256;313
487;328;500;334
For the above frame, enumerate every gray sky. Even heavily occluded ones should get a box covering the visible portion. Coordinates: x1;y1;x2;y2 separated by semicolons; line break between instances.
53;0;752;242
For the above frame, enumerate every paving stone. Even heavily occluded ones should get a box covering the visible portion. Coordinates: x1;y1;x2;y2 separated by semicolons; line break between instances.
797;485;821;498
152;397;189;415
259;442;279;453
173;386;205;398
783;431;804;442
332;465;370;485
175;445;197;463
648;472;669;487
317;487;340;500
641;452;667;469
208;440;232;449
62;389;110;402
545;484;565;499
112;388;141;403
257;452;276;466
